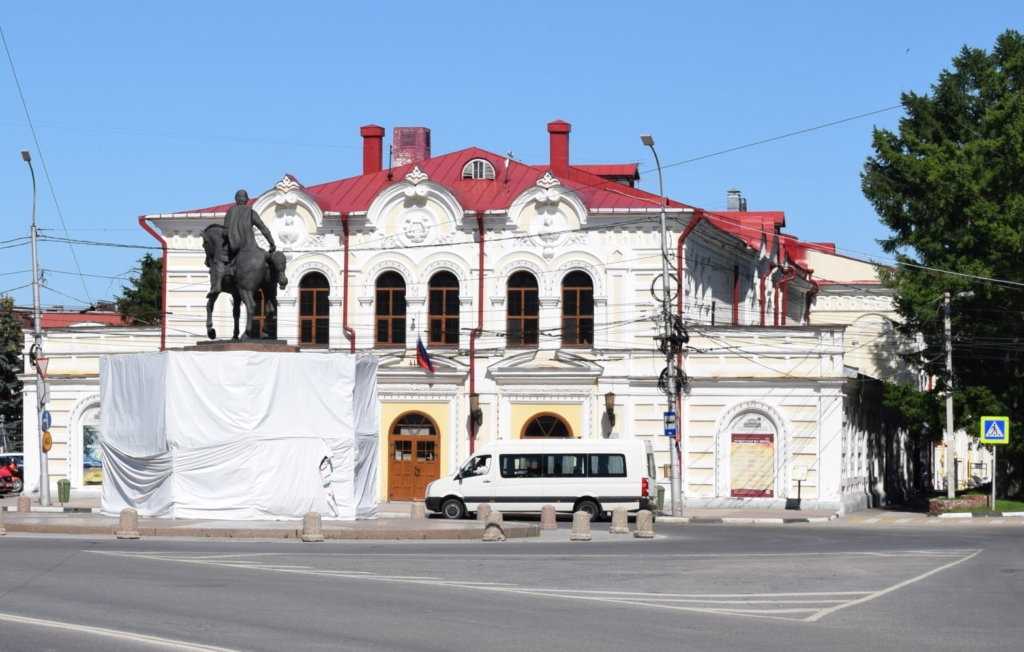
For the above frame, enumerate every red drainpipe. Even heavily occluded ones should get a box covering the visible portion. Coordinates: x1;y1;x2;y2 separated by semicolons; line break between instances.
674;209;706;474
469;211;485;454
137;215;167;350
341;213;356;353
778;268;796;326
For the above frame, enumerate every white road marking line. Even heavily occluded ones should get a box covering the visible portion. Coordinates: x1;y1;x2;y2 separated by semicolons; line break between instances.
804;549;982;622
87;549;982;624
102;549;971;560
520;588;871;598
864;518;880;523
0;611;238;651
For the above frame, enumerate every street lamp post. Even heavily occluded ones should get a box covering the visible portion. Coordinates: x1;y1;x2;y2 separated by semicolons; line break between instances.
941;290;973;500
21;149;50;506
641;134;683;517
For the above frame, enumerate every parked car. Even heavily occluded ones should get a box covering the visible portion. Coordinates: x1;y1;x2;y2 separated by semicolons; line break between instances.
0;453;24;494
425;439;655;520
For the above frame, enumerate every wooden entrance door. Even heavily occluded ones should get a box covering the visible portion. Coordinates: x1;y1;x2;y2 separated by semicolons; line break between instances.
388;413;440;501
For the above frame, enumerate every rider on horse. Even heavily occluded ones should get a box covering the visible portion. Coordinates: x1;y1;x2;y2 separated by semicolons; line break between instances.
208;189;276;298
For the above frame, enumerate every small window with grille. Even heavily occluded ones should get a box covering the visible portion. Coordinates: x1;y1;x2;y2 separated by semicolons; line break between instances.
461;158;496;180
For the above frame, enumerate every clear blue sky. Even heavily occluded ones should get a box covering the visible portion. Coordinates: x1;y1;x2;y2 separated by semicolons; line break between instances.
1;1;1021;309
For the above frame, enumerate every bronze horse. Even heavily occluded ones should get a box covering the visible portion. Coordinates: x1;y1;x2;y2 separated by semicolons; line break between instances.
202;224;288;340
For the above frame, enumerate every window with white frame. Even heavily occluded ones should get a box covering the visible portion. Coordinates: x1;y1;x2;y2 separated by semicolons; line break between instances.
461;158;496;180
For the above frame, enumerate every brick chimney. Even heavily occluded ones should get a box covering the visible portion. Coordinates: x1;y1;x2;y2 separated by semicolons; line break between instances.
392;127;431;167
547;120;571;176
360;124;385;174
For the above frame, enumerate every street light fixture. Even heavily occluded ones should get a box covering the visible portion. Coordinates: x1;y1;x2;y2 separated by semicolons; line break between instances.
641;133;682;517
21;148;50;506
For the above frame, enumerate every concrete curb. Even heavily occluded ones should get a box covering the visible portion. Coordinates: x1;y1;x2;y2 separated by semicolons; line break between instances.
933;511;1024;519
0;520;541;540
659;513;838;525
1;505;98;514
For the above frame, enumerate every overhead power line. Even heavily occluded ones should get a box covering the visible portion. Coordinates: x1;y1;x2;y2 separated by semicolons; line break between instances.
1;25;93;303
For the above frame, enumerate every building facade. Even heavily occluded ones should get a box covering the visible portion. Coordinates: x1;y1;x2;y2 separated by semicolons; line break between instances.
22;120;923;512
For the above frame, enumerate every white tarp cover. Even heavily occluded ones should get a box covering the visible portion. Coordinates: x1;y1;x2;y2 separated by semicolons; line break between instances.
99;351;378;521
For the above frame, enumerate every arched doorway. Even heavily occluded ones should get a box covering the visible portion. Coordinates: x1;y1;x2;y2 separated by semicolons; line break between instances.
726;411;778;498
521;413;573;438
388;412;440;501
79;405;102;486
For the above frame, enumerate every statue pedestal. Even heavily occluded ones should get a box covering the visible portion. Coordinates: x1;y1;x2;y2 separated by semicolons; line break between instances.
183;339;299;353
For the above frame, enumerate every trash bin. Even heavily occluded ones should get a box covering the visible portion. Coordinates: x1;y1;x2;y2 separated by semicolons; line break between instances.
57;478;71;504
656;485;666;513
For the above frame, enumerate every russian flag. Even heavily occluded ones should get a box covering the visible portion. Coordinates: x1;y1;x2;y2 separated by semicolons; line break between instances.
416;335;435;373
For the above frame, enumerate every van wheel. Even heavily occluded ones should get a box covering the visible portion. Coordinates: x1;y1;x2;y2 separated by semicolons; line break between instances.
574;499;602;522
441;497;466;520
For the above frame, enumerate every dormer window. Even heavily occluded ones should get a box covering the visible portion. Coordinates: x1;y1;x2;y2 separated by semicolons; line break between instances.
462;158;496;180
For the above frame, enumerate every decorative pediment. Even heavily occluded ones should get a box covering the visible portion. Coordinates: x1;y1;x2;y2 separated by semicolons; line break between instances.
377;352;468;385
488;350;603;385
252;174;324;249
405;166;428;185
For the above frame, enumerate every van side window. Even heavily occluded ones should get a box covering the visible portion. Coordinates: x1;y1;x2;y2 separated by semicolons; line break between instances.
461;455;491;478
544;454;586;477
588;454;627;477
500;454;543;478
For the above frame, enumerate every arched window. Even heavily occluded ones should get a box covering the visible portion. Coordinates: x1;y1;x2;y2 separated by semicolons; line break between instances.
461;158;496;180
428;271;460;347
507;271;539;348
252;287;276;339
375;271;406;348
80;405;102;486
522;413;573;438
561;271;594;347
299;272;330;348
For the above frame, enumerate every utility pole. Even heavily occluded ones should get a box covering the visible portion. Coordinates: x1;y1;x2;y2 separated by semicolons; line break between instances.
943;290;955;500
642;134;683;517
22;149;50;506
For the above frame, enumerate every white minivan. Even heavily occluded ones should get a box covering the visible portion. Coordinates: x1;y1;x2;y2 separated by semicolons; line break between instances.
425;439;655;520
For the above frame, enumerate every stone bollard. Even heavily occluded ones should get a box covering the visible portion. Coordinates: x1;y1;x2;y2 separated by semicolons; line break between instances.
115;508;141;540
16;496;30;513
0;507;6;536
570;510;592;542
410;501;427;520
476;503;492;521
609;507;630;534
482;509;506;542
540;504;557;530
633;510;655;539
301;511;325;542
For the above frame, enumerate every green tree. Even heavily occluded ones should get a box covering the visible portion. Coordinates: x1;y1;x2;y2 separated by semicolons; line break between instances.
862;30;1024;495
116;253;163;326
0;296;24;449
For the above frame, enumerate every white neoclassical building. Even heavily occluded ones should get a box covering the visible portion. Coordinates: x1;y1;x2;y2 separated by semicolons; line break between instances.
21;120;927;512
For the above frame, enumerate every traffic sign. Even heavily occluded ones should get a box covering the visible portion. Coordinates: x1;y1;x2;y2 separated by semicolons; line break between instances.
41;410;52;431
42;430;52;453
663;410;677;438
980;416;1010;445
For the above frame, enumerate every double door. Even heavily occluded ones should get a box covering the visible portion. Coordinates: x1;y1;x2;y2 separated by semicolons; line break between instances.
388;414;440;501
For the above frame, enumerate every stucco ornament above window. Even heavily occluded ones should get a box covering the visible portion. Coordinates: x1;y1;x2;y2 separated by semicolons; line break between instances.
400;209;433;246
534;171;562;205
403;166;430;200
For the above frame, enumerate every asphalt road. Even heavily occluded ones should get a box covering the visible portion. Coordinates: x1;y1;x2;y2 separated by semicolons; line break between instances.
0;522;1021;651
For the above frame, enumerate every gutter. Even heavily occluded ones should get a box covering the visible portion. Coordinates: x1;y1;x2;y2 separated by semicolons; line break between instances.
137;215;167;350
469;211;485;454
341;213;356;353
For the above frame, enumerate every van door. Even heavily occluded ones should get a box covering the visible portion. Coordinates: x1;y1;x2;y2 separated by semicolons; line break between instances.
497;453;544;512
456;454;493;512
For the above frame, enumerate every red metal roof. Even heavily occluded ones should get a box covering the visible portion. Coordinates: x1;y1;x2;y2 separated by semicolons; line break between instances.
180;148;689;215
16;310;129;330
574;163;640;180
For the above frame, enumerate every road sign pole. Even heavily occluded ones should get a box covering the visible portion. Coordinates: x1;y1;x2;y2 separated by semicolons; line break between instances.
991;445;997;511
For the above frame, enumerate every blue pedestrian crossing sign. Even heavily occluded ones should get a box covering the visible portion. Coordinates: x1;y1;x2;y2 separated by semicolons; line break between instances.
979;416;1010;445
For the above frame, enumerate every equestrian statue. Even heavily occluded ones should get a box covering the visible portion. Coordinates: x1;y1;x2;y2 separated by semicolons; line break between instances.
202;189;288;340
